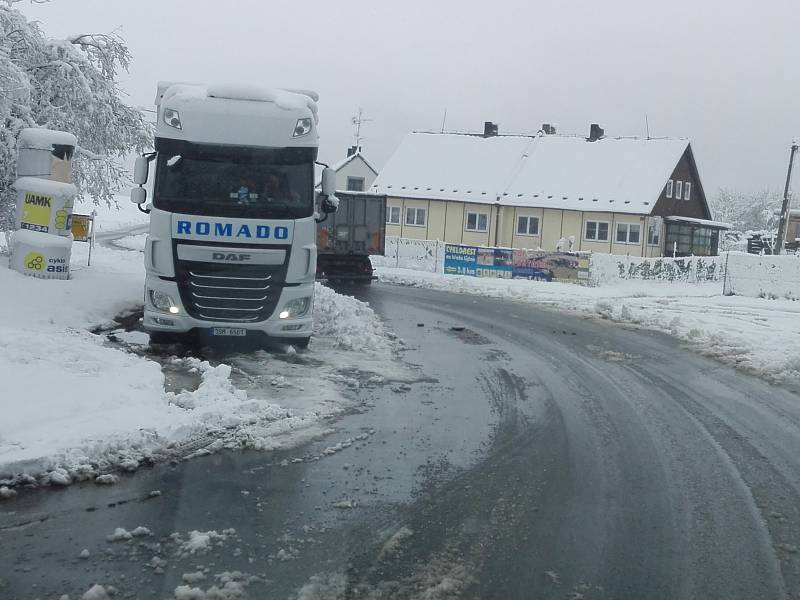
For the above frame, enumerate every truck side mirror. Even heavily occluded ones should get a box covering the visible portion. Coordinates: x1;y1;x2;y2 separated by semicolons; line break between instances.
133;155;149;185
131;187;147;205
321;167;336;197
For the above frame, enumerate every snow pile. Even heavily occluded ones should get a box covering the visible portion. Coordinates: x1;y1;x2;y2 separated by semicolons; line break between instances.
175;529;234;556
377;266;800;383
313;282;391;352
173;571;258;600
724;252;800;299
0;230;394;485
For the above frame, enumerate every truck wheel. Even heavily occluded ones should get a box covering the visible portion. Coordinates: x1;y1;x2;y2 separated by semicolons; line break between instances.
149;332;179;345
293;337;311;350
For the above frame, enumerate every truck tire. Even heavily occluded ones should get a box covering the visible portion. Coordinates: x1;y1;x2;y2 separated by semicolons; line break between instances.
293;337;311;349
149;331;180;345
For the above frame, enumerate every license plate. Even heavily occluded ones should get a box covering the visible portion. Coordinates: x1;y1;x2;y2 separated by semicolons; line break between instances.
210;327;247;337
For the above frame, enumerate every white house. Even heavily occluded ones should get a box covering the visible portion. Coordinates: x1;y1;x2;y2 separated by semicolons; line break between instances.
323;146;379;192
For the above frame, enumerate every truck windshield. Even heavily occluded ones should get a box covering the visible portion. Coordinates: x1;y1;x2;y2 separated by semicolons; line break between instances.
153;144;314;219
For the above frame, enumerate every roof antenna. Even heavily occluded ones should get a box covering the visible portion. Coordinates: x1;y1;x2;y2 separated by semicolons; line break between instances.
440;108;447;133
352;107;372;149
645;114;651;140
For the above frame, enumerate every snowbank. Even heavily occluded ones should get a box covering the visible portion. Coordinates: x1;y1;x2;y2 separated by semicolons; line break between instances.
377;266;800;383
724;252;800;300
0;234;394;485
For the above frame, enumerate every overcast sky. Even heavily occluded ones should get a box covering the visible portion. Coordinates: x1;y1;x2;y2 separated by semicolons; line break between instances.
21;0;800;197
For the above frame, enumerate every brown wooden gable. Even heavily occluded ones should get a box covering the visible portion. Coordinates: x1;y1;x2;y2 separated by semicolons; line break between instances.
651;145;711;219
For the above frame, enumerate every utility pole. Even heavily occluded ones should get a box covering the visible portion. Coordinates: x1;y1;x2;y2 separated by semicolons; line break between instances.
775;140;799;254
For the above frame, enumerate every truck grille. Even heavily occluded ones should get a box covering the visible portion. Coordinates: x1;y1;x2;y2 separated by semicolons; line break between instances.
175;261;284;323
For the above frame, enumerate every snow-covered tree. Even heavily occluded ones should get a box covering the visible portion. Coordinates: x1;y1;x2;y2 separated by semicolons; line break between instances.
0;1;152;229
710;188;784;251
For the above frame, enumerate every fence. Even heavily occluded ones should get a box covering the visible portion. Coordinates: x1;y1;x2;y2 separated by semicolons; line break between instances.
723;252;800;300
374;237;800;299
372;237;444;273
590;253;725;285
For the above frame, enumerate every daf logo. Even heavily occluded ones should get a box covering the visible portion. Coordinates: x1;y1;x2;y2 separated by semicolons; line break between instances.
212;252;252;262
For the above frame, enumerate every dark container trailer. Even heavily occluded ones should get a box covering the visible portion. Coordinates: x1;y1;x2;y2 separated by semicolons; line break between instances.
316;192;386;283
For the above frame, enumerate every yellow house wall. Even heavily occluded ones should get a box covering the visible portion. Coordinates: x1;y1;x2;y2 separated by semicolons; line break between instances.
579;211;615;253
398;198;430;240
497;206;517;248
443;202;465;243
509;206;544;249
385;197;658;258
610;214;647;257
540;209;564;250
385;197;403;238
560;211;583;251
461;203;492;246
426;200;447;240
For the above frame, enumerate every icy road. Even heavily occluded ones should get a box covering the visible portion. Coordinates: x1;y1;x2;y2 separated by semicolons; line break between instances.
3;283;800;599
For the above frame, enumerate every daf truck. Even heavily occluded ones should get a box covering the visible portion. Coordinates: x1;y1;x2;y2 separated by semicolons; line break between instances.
131;82;338;348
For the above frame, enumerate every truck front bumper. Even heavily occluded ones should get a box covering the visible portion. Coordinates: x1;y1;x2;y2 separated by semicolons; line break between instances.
142;276;314;339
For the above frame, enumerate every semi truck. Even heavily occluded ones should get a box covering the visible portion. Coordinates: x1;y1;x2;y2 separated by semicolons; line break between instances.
316;192;386;283
131;82;339;348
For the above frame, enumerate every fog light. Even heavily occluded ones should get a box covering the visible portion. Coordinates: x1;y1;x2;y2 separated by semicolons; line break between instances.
149;289;179;314
279;297;311;319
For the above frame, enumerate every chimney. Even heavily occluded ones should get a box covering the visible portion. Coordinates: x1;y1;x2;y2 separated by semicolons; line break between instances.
346;145;359;157
483;121;498;137
587;123;605;142
542;123;556;135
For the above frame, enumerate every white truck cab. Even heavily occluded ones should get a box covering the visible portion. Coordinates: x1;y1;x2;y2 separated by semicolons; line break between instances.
132;82;337;347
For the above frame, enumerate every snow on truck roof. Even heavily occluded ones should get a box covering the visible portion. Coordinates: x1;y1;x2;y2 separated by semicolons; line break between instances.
156;81;318;120
371;131;690;215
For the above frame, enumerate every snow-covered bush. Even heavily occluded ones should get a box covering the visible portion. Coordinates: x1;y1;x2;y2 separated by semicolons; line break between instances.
0;2;152;229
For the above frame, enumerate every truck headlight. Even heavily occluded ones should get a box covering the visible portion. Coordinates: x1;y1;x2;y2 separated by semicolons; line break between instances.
279;297;311;319
149;289;180;314
163;108;182;130
293;118;312;137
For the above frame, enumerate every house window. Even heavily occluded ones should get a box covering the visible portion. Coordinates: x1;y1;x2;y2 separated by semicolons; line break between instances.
516;215;540;236
647;221;661;246
666;180;673;198
465;211;488;232
386;206;401;225
616;222;641;244
675;181;683;199
405;207;426;227
585;220;609;241
346;177;365;192
684;182;691;201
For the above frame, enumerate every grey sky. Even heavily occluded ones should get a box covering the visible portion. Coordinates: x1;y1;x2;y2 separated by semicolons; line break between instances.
22;0;800;197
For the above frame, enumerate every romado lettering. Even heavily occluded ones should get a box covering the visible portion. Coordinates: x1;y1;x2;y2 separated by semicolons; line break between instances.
176;221;289;240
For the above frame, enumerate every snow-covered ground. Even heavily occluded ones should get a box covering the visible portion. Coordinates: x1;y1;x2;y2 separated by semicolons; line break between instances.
0;224;400;488
377;267;800;384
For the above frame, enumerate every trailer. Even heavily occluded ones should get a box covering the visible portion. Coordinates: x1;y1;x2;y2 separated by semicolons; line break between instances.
316;192;386;283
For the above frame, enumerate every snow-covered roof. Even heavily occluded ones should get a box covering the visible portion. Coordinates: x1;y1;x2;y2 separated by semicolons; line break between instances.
330;151;379;175
371;132;690;215
664;215;731;229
